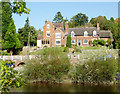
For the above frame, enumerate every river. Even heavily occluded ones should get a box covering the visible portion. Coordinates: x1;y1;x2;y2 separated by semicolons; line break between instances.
11;83;120;93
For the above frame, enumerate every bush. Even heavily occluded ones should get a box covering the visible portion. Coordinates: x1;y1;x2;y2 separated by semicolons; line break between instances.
24;47;70;83
70;58;118;84
92;39;106;46
66;35;71;48
63;47;69;52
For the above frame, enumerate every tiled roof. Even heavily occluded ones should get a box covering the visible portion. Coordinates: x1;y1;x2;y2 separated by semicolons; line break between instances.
68;27;99;36
37;35;43;40
52;23;64;28
99;31;111;38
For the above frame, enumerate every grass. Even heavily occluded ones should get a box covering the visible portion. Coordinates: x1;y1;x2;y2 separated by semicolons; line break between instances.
21;47;68;55
78;46;109;50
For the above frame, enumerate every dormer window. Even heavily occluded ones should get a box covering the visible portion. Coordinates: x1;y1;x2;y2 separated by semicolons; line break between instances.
47;24;50;29
71;31;75;37
84;31;88;37
93;31;97;37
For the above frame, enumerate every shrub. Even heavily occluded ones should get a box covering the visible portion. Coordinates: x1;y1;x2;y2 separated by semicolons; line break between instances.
24;47;70;83
92;40;99;46
98;39;106;46
0;60;24;92
70;58;118;84
66;35;71;48
63;47;69;52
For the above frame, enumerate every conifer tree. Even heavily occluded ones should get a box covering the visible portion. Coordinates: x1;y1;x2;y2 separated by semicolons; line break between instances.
4;19;20;55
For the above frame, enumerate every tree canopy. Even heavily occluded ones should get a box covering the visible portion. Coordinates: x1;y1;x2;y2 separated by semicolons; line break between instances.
53;11;63;23
4;19;20;55
69;13;88;28
18;17;37;47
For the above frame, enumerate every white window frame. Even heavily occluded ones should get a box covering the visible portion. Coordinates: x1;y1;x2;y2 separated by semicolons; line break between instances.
46;31;50;37
56;39;61;45
71;31;75;37
84;31;88;37
55;33;61;38
72;40;76;44
93;30;97;37
47;24;50;29
83;40;89;44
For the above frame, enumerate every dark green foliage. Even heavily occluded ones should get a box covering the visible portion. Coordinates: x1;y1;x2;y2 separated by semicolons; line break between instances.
53;11;63;23
24;47;70;83
18;17;37;46
4;19;20;55
103;20;114;30
92;39;106;46
2;2;12;40
63;47;69;52
66;35;71;48
69;13;88;27
70;58;118;84
110;17;114;23
90;16;107;30
0;60;25;92
111;23;120;49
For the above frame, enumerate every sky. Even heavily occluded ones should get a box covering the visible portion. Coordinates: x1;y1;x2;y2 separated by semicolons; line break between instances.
12;2;119;31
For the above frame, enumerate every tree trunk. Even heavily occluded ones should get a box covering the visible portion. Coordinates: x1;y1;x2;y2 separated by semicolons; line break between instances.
10;49;13;56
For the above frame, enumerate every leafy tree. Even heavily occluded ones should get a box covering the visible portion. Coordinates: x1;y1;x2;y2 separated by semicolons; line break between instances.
90;16;107;30
110;17;114;23
0;60;25;92
18;17;37;46
66;35;71;48
103;20;114;30
111;23;120;49
53;11;63;23
4;19;20;56
69;13;88;27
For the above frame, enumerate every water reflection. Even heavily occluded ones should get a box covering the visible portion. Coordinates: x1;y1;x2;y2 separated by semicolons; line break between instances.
14;83;120;92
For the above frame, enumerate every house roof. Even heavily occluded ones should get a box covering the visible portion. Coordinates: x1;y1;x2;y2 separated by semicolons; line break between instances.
52;23;64;28
68;27;99;36
37;35;43;40
99;31;111;38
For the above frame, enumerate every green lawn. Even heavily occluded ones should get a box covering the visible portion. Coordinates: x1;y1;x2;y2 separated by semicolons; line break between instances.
78;46;109;50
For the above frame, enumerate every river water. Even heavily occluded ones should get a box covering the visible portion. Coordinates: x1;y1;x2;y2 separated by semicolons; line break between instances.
11;83;120;93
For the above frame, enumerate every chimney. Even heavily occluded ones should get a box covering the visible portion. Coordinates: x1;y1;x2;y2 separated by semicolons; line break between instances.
97;23;100;30
45;19;47;24
65;21;69;33
39;28;41;35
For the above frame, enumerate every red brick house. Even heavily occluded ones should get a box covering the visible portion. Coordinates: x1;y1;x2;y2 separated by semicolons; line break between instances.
37;20;111;48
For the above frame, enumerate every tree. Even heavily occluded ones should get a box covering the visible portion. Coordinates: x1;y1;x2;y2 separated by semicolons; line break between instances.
4;19;20;56
2;2;12;40
66;35;71;48
111;23;120;49
103;20;114;30
69;13;88;27
18;17;37;46
53;11;63;23
90;16;107;30
110;17;114;23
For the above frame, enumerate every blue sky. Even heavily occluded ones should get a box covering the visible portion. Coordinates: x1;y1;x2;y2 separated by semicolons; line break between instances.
12;2;118;31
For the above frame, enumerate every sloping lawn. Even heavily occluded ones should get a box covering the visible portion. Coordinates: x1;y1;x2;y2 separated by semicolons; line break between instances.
79;46;109;50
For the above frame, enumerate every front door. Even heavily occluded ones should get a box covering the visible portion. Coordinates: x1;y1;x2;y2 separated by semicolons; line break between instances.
78;39;81;46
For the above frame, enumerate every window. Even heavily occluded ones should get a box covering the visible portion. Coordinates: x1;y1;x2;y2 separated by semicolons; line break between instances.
47;24;50;29
56;33;61;38
84;31;88;37
83;40;88;44
56;39;61;45
93;31;97;37
46;31;50;37
71;31;75;37
72;40;76;44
